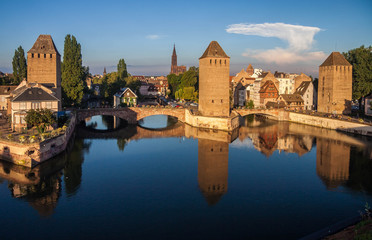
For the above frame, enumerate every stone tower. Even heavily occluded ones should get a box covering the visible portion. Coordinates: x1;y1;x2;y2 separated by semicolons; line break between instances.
171;44;177;74
198;41;230;117
198;139;228;205
318;52;352;114
27;35;61;102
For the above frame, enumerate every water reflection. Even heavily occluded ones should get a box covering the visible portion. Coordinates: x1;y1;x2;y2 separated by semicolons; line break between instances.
198;139;229;205
1;115;372;239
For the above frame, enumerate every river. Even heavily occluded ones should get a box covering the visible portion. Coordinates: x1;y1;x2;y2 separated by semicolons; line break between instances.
0;115;371;239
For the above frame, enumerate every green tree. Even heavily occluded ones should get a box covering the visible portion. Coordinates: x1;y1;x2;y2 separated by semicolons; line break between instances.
343;45;372;99
117;59;128;81
246;100;254;109
24;109;56;134
61;34;85;106
125;76;141;96
12;46;27;84
167;73;181;98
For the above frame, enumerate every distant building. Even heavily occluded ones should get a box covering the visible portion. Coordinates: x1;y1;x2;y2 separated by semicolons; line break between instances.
103;67;107;76
294;73;311;91
113;87;137;107
0;86;17;111
277;94;304;110
198;41;230;117
259;80;279;106
317;52;352;114
170;44;186;75
294;81;314;110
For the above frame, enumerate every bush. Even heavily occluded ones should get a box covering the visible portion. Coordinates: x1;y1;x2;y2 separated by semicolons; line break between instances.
29;135;38;143
6;134;13;141
19;135;27;143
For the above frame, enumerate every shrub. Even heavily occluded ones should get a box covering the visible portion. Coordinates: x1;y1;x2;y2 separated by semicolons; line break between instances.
29;135;38;143
6;134;13;141
19;135;27;143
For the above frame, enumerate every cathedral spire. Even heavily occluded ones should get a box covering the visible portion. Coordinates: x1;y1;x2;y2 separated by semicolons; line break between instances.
172;44;176;56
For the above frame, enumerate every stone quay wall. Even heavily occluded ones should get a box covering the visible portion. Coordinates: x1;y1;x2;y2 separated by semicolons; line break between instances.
287;112;372;137
185;109;240;131
0;113;77;167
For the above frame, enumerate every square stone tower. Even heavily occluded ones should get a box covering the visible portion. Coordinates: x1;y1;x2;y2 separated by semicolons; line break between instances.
27;35;62;103
318;52;352;114
198;41;230;117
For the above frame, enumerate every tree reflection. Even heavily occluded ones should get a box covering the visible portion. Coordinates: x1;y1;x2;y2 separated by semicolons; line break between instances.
63;138;92;196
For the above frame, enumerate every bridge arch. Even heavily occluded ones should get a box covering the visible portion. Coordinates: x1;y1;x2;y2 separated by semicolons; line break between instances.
233;109;281;120
76;107;186;125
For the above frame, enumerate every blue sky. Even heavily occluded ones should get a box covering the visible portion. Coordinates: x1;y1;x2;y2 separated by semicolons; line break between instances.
0;0;371;76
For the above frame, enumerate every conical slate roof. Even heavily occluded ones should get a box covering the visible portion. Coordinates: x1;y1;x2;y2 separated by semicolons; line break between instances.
320;52;351;67
28;35;60;55
200;41;229;59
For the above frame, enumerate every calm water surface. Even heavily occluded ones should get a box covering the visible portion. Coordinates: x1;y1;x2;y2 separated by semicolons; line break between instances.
0;115;372;239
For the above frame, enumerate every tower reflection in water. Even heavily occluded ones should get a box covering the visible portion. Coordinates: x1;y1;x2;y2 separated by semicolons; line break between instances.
198;139;229;205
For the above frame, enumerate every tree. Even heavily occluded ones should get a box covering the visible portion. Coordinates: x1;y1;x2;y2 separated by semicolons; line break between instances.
343;45;372;99
125;76;141;96
61;34;85;106
24;109;56;134
117;59;128;81
12;46;27;84
167;73;181;98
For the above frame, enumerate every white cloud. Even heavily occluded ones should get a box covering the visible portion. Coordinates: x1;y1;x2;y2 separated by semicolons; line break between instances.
226;22;325;64
146;34;161;40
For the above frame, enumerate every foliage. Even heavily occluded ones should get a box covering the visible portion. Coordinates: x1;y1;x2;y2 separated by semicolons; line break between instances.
167;67;199;99
175;86;198;100
24;109;56;134
117;59;128;81
246;100;254;109
12;46;27;84
343;45;372;99
125;76;141;96
61;34;85;106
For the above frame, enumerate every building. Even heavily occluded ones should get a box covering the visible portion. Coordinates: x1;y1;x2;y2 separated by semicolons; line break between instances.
294;81;314;110
27;35;62;110
259;80;279;106
10;82;60;130
113;87;137;107
198;41;230;117
0;86;17;111
231;66;255;106
9;34;62;130
170;44;186;75
318;52;352;114
294;73;312;91
365;93;372;116
277;94;304;110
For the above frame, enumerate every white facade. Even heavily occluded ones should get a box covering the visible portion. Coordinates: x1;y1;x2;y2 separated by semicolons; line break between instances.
278;78;295;94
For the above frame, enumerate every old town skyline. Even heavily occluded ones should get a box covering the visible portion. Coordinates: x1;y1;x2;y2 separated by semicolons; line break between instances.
0;0;371;76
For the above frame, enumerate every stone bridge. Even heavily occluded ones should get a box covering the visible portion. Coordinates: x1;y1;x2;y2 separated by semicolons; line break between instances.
76;107;186;124
233;108;288;120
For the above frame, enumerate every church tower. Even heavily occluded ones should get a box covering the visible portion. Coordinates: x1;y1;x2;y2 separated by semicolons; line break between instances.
318;52;352;114
27;35;61;102
171;44;177;74
198;41;230;117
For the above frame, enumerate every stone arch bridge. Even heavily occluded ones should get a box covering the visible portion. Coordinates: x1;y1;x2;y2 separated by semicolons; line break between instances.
76;107;186;124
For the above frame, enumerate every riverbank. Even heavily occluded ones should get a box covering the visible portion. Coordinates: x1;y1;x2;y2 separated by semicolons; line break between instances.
0;113;77;167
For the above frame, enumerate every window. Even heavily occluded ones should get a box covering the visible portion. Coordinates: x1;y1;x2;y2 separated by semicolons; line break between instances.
20;102;26;110
215;59;217;64
221;99;223;103
31;102;40;109
38;54;40;58
220;60;221;64
212;100;214;103
50;54;52;58
15;115;20;124
224;60;226;65
31;53;34;58
210;59;212;64
44;54;46;58
45;102;52;109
